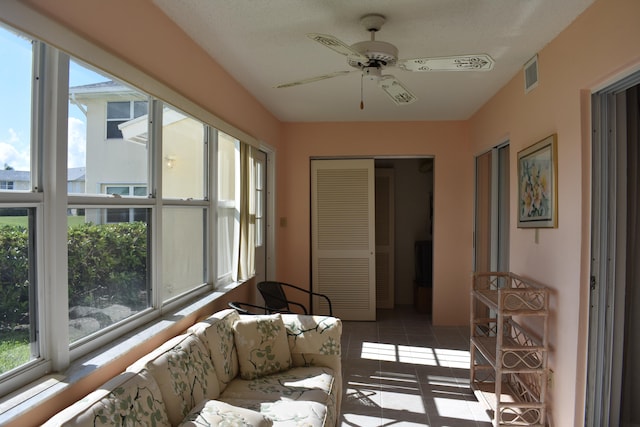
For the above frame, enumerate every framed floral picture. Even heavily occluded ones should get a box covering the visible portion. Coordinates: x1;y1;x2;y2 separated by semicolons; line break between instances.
517;134;558;228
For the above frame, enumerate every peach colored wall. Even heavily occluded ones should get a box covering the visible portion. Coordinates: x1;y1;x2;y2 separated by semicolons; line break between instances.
469;0;640;425
279;122;473;326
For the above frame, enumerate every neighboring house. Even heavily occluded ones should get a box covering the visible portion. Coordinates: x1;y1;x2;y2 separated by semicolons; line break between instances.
0;167;85;193
69;81;204;223
69;80;149;202
0;169;30;191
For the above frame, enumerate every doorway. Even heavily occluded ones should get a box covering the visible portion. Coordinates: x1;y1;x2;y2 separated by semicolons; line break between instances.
310;157;434;319
474;143;510;273
587;73;640;427
375;158;434;312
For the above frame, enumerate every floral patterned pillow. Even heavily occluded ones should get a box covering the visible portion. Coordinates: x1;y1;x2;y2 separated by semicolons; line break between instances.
145;334;220;426
233;314;292;380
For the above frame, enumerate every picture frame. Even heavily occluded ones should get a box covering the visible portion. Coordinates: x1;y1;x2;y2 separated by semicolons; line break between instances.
517;134;558;228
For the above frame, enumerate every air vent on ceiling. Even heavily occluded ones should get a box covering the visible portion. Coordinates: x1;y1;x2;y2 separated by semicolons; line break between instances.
524;55;539;93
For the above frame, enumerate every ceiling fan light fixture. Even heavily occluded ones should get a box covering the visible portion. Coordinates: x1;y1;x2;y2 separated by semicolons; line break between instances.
348;41;398;68
363;66;382;80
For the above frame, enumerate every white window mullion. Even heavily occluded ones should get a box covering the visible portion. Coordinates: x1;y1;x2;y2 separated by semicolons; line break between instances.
151;99;163;309
41;45;70;371
208;126;217;286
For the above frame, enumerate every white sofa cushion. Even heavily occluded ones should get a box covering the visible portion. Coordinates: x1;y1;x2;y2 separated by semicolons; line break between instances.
188;308;240;391
178;400;273;427
220;399;329;427
145;334;220;426
221;366;334;405
233;314;292;380
43;369;170;427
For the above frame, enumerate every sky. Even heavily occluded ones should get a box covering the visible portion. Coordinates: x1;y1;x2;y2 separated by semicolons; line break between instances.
0;24;108;172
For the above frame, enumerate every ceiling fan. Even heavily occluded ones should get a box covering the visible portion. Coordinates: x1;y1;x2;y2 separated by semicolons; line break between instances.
275;14;494;108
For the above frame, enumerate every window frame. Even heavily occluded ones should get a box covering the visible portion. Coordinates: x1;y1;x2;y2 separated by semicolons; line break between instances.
0;4;274;403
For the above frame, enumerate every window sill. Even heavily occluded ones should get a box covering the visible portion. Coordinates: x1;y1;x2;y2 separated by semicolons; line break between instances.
0;285;243;425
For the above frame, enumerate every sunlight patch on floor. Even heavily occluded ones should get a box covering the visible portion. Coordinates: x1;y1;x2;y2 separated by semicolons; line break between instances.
360;342;470;368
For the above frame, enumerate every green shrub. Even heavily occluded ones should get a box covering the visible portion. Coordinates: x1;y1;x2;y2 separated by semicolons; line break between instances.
67;222;148;310
0;222;148;331
0;225;30;329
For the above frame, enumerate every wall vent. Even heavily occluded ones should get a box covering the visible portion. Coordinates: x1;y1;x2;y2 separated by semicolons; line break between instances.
524;54;539;93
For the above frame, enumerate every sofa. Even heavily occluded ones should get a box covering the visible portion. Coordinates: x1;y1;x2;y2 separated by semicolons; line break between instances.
44;308;342;426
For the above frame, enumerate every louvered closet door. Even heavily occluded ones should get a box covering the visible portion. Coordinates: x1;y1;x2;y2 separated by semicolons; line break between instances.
311;159;376;321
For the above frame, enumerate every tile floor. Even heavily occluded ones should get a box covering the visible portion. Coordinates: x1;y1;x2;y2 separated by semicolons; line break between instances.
339;306;492;427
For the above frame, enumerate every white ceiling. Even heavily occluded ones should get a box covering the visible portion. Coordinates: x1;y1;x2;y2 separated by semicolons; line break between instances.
152;0;594;122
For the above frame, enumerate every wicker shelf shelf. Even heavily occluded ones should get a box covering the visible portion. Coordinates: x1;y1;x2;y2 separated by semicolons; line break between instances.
470;272;550;427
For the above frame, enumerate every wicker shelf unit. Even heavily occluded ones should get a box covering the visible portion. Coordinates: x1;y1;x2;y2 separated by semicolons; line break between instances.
470;272;550;427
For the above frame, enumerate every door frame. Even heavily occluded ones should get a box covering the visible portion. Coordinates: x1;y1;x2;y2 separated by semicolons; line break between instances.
586;69;640;426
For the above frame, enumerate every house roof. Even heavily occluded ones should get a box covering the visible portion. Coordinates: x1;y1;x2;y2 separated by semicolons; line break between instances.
0;167;86;182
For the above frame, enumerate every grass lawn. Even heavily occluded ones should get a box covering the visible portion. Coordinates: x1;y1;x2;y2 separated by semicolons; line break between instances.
0;216;86;227
0;331;30;374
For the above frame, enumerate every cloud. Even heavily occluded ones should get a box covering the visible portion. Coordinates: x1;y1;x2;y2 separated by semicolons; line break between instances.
0;128;30;170
0;118;87;171
68;117;86;168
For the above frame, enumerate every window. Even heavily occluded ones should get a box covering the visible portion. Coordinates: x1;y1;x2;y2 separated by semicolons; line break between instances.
161;106;208;300
0;25;40;382
106;100;148;139
161;105;206;200
0;208;37;375
0;16;264;398
67;208;151;344
69;62;150;196
162;207;206;301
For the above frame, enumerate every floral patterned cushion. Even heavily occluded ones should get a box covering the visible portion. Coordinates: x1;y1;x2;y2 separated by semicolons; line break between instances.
220;399;329;427
43;370;171;427
145;334;220;426
281;315;342;373
178;399;273;427
188;309;240;391
220;367;335;405
233;314;292;380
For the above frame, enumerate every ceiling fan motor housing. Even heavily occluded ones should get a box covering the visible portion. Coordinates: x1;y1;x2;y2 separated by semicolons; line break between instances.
348;40;398;68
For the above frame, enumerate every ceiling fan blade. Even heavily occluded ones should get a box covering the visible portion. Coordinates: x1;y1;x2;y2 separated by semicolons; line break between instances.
307;33;370;64
378;75;417;105
399;54;495;72
274;70;354;88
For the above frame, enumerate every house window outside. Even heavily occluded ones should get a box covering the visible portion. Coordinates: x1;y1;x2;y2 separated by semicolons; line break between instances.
106;100;148;139
0;181;14;190
103;185;148;223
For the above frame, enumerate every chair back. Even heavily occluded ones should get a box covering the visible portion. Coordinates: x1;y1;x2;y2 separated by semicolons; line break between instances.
258;281;290;312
